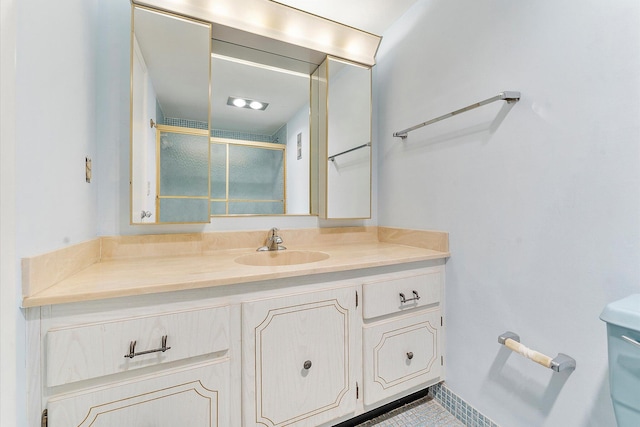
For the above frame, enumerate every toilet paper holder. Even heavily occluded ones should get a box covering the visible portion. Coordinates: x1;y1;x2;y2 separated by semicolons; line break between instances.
498;331;576;372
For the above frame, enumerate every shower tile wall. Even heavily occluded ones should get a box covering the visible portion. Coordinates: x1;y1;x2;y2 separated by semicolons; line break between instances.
164;117;208;129
161;116;285;144
211;128;272;142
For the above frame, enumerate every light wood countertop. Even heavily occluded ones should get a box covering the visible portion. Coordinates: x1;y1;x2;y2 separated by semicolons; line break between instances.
21;227;449;307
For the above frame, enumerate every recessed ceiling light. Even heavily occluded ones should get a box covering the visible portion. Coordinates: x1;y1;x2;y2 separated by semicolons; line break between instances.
227;96;269;111
232;98;246;108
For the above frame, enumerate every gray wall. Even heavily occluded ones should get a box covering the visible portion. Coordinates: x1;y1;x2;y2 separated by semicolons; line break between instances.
3;0;102;425
375;0;640;426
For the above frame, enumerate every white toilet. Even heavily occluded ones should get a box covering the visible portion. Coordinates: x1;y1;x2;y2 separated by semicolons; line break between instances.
600;294;640;426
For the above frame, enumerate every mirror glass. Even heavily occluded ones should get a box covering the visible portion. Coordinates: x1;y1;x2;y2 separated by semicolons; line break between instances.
209;41;315;215
130;6;211;224
131;6;372;222
322;57;372;219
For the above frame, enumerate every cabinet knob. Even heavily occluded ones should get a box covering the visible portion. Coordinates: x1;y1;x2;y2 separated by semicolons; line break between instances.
303;360;312;370
407;352;414;360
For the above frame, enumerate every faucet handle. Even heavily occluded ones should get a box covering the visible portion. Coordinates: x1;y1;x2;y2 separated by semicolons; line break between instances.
264;227;285;251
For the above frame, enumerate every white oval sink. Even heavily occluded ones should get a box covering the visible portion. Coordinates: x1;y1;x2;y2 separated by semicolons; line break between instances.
234;250;330;267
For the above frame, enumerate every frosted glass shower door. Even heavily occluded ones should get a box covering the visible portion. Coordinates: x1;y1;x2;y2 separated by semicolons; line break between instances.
157;126;210;223
209;138;285;215
228;144;284;215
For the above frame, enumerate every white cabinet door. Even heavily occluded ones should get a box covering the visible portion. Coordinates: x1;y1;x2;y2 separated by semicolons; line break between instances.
363;309;442;406
242;287;358;427
47;359;229;427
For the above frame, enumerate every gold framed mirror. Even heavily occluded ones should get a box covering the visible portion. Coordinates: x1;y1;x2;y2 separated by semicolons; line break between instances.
130;5;211;224
130;3;375;223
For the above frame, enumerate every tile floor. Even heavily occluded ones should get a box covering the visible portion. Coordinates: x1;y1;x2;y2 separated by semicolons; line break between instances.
356;396;464;427
429;383;499;427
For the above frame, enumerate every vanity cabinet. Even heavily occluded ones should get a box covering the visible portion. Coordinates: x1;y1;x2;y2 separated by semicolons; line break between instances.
361;268;444;406
241;286;359;427
28;261;446;427
130;5;212;224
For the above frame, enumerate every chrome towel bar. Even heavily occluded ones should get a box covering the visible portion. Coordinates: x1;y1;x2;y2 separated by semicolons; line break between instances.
393;91;521;139
328;142;371;162
498;331;576;372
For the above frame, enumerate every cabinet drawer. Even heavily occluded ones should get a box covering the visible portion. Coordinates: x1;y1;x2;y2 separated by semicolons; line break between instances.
46;305;229;387
363;310;442;406
362;268;442;320
47;358;229;427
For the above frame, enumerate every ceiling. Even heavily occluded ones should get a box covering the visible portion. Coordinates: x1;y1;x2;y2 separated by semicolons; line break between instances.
271;0;419;35
211;55;310;135
135;7;211;122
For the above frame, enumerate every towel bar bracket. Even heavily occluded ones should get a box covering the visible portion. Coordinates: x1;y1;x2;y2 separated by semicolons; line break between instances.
550;353;576;372
498;331;520;345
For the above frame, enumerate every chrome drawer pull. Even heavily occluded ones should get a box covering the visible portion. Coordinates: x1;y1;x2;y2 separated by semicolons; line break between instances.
124;335;171;359
399;290;421;304
622;335;640;348
407;352;414;360
303;360;312;370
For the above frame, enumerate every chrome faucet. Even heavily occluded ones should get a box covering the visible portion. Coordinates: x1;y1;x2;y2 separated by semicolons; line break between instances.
257;227;286;251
